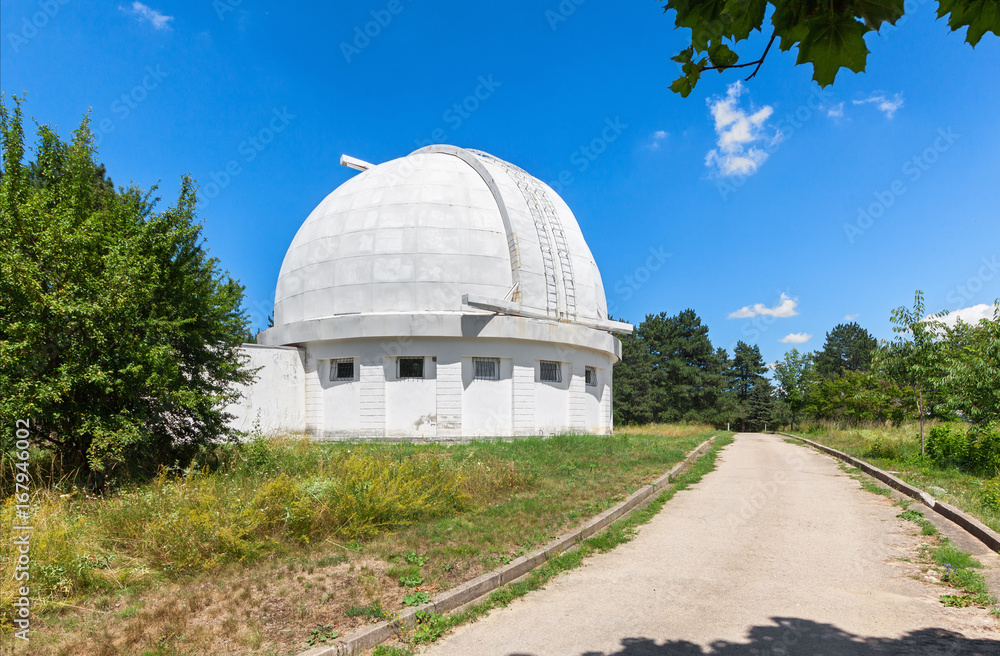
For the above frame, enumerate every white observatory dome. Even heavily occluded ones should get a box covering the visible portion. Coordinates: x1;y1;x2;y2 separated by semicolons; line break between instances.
272;145;609;331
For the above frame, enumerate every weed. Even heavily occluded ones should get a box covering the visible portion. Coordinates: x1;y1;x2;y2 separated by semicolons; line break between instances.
398;574;424;588
403;551;427;566
315;554;348;567
373;646;413;656
403;591;431;606
344;601;388;620
859;480;893;497
412;610;455;644
306;623;339;646
897;509;938;536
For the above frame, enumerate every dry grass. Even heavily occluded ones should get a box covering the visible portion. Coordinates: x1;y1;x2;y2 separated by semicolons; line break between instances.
2;426;721;655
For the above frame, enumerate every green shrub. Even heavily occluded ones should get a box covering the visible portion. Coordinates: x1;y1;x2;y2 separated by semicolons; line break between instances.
926;424;970;467
983;478;1000;512
967;423;1000;477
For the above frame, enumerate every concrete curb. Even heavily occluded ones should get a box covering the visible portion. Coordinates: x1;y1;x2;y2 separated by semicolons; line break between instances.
297;436;718;656
778;432;1000;554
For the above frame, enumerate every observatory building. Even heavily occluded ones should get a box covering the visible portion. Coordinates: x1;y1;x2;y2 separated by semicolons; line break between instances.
229;145;632;439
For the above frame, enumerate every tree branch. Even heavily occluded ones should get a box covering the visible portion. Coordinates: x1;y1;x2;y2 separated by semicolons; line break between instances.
701;34;777;81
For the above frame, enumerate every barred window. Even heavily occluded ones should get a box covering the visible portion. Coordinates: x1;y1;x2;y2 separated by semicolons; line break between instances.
473;357;500;380
585;367;597;387
398;357;424;379
540;361;561;383
331;359;355;381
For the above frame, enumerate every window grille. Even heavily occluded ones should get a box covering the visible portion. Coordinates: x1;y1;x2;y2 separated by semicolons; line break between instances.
398;357;424;379
331;359;355;381
540;361;561;383
585;367;597;387
473;357;500;380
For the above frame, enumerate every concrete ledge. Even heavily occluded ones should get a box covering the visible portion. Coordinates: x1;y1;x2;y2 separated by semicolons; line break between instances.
779;432;1000;554
301;436;717;656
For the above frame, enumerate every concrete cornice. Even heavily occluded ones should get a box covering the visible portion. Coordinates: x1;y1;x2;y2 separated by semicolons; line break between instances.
258;312;622;360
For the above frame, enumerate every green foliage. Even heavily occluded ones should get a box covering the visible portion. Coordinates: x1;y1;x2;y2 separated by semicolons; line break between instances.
773;349;815;430
897;508;938;535
373;647;413;656
403;591;431;606
613;310;732;426
0;97;251;479
814;322;877;377
663;1;999;95
873;291;948;451
306;624;338;647
939;307;1000;424
345;601;388;619
745;377;775;432
925;422;1000;476
412;610;457;644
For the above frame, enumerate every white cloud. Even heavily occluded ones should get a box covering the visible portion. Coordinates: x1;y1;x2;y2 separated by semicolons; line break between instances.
844;314;859;321
704;81;780;177
853;92;904;119
646;130;670;150
780;333;813;344
826;102;845;119
728;292;800;319
121;2;173;30
930;303;999;328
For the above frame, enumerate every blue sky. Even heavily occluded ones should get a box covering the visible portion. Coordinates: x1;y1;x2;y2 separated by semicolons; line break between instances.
2;0;998;366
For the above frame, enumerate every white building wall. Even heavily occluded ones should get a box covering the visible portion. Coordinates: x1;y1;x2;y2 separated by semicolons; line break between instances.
230;333;617;440
461;357;513;437
224;345;306;435
385;355;437;438
534;359;570;434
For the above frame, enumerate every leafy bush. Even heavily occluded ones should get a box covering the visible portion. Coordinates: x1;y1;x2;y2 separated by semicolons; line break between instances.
982;478;1000;513
926;424;971;467
967;423;1000;477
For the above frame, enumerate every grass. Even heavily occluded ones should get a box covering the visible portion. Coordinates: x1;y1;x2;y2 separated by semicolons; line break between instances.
0;424;725;655
786;422;1000;533
372;433;735;652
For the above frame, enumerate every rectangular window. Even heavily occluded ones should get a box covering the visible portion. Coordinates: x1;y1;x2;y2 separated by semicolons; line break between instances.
398;357;425;379
540;360;561;383
585;367;597;387
331;358;355;381
473;357;500;380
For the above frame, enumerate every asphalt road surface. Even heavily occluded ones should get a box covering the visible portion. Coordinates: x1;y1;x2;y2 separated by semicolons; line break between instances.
418;433;1000;656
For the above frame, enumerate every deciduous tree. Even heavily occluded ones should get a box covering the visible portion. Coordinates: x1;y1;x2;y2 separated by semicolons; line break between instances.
0;98;252;481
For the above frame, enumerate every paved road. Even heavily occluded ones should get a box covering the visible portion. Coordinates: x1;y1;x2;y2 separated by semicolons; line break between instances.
419;434;1000;655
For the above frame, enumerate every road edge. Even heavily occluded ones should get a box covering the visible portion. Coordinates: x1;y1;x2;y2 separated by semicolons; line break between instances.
778;432;1000;554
